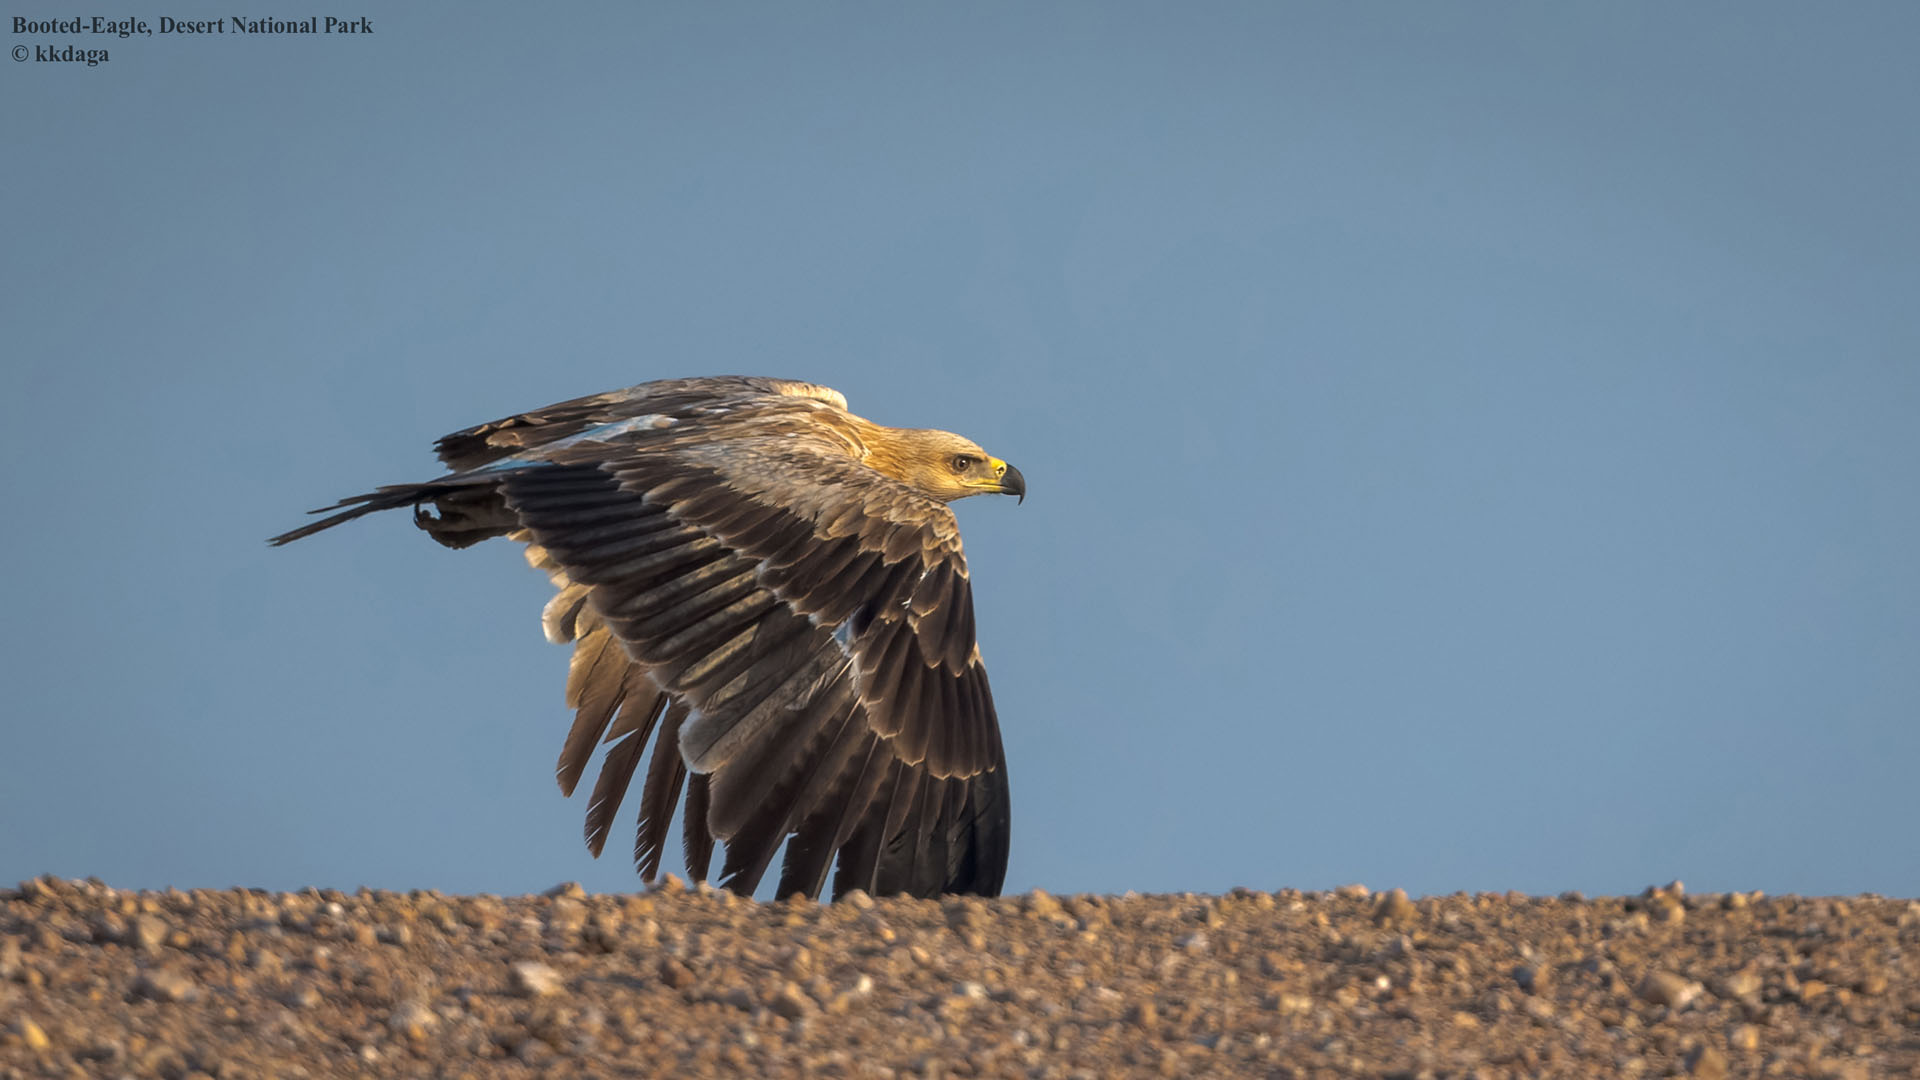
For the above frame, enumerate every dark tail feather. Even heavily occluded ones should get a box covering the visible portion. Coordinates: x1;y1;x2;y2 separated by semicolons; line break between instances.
269;472;519;548
267;486;433;546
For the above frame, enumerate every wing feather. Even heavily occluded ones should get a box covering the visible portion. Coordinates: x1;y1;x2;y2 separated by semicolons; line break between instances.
683;771;714;883
832;760;910;897
555;626;630;796
582;671;668;857
779;732;891;899
633;701;691;880
710;670;862;894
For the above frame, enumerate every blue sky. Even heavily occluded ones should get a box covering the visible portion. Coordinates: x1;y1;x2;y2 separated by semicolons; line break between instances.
5;3;1917;900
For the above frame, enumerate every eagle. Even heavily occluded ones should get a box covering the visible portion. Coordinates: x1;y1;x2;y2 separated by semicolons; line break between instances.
271;376;1022;900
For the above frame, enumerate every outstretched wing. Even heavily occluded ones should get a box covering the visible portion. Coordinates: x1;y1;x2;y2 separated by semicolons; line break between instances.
506;410;1008;897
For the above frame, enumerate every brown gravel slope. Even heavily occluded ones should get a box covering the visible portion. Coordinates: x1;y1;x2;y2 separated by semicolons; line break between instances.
2;877;1917;1079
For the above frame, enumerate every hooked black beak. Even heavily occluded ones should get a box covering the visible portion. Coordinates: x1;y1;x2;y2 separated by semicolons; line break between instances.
999;462;1025;504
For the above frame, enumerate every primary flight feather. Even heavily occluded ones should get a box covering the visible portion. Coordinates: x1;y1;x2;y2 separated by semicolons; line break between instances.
272;376;1022;900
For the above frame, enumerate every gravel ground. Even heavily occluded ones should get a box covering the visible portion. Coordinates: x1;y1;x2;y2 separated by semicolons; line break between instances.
3;876;1917;1079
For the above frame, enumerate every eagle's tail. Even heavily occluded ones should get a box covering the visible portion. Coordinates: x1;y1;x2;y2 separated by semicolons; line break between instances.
269;474;517;549
267;487;426;546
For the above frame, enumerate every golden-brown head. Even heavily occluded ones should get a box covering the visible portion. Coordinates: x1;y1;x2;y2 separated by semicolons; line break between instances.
864;427;1025;504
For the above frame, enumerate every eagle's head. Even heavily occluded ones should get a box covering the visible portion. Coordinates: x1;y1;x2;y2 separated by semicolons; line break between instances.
878;429;1025;504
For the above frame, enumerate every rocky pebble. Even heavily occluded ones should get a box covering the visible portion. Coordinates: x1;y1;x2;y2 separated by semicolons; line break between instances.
2;876;1916;1078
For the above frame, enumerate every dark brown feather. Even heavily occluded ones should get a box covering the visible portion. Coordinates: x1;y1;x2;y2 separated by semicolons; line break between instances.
779;733;891;899
554;627;629;797
683;772;714;883
583;675;665;858
633;702;691;880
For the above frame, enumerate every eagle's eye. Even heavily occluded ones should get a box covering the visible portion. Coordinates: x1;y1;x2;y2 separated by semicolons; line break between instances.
950;454;974;473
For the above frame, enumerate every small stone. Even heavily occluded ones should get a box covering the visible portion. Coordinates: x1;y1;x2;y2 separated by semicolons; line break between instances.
658;957;696;989
542;881;586;899
77;1039;124;1065
937;990;980;1019
388;999;439;1041
130;914;170;953
779;945;813;978
1373;888;1417;926
583;911;624;953
1335;883;1371;900
1718;968;1761;1000
1728;1024;1761;1052
1685;1044;1728;1079
627;916;660;948
840;888;875;910
1513;965;1548;994
133;968;199;1003
1651;896;1686;924
1636;971;1699;1009
459;900;502;932
1128;1001;1158;1029
1176;931;1209;953
1269;992;1311;1015
769;983;812;1020
13;1018;50;1053
510;961;564;998
1025;890;1062;919
546;897;586;927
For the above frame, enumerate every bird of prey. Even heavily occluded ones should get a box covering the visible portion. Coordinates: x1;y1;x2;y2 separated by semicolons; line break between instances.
271;376;1020;901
